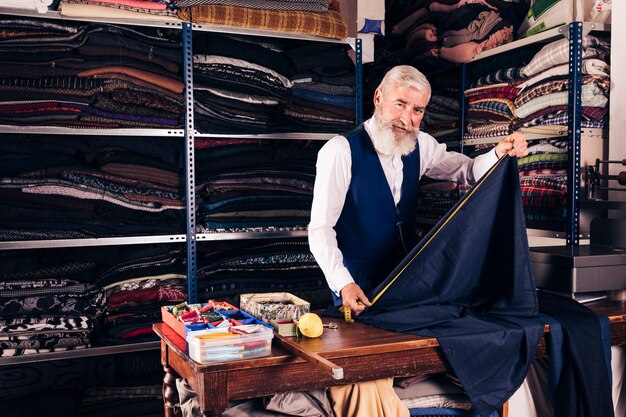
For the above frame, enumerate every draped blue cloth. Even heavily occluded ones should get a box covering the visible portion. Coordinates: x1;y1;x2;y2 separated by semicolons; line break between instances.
358;156;545;417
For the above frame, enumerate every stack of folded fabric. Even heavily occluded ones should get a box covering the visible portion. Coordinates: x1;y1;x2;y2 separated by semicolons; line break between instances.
465;82;520;140
175;0;347;40
95;246;187;344
0;250;104;357
58;0;179;21
191;33;355;134
197;239;331;308
423;93;460;142
283;42;356;132
518;139;568;230
192;33;295;134
0;18;184;129
195;139;319;232
0;135;185;240
515;35;610;134
465;35;610;142
416;179;471;222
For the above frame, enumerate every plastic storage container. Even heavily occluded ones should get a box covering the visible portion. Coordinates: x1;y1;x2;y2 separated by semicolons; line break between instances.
186;324;274;363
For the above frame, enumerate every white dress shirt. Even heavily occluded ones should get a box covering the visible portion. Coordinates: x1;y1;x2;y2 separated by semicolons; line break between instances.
308;118;499;296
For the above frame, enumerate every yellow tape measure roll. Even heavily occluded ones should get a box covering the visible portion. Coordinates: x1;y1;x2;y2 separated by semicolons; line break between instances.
297;313;324;338
339;306;355;323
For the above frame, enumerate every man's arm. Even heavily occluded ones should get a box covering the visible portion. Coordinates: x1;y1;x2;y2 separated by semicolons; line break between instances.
308;137;371;314
421;131;528;183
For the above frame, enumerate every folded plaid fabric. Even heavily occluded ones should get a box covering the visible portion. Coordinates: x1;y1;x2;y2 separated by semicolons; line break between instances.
520;174;567;191
521;185;565;197
173;0;328;13
177;5;347;39
522;196;566;209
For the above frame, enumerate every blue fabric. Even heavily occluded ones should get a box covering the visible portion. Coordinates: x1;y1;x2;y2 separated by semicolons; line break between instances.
537;291;614;417
359;156;545;417
332;124;420;305
359;18;384;35
290;88;356;108
409;408;497;417
597;313;612;383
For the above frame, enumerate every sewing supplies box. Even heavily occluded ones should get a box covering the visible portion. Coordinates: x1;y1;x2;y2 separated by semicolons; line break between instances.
186;324;274;363
240;292;310;324
161;300;267;339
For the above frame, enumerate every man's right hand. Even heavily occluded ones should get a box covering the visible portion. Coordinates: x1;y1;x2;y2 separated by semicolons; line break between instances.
340;283;372;316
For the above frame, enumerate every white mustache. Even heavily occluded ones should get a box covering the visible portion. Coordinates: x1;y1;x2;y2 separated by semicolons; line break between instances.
390;122;416;136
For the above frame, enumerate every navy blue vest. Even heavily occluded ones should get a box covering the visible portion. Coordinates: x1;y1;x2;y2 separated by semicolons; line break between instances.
333;125;420;304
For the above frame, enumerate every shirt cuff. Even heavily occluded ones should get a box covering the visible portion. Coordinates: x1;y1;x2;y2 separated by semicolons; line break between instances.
330;268;355;297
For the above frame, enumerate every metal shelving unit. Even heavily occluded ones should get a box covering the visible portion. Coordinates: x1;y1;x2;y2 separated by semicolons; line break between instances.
0;12;191;365
460;22;610;243
0;125;185;136
470;22;610;62
0;235;188;250
197;230;308;241
193;132;337;141
462;128;607;146
0;10;362;364
0;341;160;367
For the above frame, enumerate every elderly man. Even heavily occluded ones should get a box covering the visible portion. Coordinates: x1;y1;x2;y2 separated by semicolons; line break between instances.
308;65;528;315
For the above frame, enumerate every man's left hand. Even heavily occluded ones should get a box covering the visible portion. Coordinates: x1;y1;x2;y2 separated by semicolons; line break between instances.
495;131;528;158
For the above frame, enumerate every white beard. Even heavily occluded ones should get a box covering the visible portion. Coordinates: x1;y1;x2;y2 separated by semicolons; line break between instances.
370;110;419;157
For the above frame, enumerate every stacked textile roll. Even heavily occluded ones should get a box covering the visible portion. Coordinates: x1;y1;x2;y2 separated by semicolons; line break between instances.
95;246;187;344
0;250;104;357
283;42;356;132
518;139;568;230
0;18;184;129
192;33;355;134
465;35;610;141
423;93;460;143
175;0;347;40
197;239;331;309
195;139;319;232
0;135;185;239
465;34;610;231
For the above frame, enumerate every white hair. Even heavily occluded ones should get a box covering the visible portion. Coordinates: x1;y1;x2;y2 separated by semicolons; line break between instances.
377;65;432;101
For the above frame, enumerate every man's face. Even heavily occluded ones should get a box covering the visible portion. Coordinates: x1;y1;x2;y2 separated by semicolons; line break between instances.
373;82;428;141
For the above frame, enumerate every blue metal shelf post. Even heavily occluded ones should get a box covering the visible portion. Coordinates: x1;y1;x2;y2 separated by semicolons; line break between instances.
566;22;584;246
356;38;363;125
183;23;198;303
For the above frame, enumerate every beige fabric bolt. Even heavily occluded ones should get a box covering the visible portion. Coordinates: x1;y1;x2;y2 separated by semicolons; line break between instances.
329;378;410;417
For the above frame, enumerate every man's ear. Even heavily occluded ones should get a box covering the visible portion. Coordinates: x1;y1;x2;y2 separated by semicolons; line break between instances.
373;88;382;108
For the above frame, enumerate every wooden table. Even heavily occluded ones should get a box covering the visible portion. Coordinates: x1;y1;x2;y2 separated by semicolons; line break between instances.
154;300;626;417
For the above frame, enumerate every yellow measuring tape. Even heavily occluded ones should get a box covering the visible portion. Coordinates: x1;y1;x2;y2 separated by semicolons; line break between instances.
339;306;354;323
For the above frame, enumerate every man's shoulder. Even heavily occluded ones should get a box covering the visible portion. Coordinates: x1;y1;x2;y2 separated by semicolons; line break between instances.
320;134;350;155
416;130;437;143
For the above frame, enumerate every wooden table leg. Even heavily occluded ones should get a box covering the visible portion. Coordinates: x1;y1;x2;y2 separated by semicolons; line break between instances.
199;371;229;417
163;365;179;417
